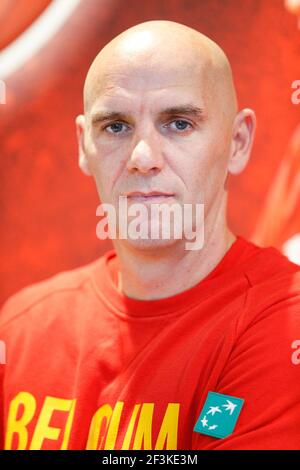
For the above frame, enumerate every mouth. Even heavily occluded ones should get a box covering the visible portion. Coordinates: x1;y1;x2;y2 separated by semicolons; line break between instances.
124;191;175;202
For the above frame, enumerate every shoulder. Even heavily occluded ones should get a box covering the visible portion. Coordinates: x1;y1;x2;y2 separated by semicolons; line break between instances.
243;241;300;303
0;251;112;329
237;239;300;333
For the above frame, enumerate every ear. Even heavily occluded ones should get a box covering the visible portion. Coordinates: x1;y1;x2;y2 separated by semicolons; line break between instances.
227;108;256;175
75;114;92;176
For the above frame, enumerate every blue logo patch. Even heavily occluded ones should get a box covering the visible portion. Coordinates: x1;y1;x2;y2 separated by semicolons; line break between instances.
193;391;244;439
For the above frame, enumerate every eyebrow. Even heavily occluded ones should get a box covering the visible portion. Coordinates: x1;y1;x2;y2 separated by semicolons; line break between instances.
90;105;205;125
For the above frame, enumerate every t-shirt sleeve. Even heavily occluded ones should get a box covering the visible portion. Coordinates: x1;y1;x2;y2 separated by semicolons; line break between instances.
0;361;4;449
0;304;7;450
0;295;19;450
192;292;300;450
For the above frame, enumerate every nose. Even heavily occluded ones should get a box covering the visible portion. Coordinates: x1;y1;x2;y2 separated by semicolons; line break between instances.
126;137;164;174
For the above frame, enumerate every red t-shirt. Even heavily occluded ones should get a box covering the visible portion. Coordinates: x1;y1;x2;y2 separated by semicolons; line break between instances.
0;235;300;450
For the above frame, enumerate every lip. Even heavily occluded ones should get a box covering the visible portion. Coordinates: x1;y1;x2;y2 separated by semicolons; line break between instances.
125;191;175;198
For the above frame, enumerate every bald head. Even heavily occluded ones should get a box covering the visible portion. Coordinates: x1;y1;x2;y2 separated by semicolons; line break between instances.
83;20;238;120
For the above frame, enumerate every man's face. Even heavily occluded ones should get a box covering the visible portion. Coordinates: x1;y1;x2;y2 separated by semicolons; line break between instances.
78;48;235;249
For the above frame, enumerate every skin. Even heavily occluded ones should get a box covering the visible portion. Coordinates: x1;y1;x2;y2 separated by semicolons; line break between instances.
76;20;256;300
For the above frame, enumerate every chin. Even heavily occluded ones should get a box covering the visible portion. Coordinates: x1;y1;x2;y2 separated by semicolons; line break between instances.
124;236;181;252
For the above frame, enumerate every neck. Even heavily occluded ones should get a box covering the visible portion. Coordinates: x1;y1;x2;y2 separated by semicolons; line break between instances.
113;204;236;300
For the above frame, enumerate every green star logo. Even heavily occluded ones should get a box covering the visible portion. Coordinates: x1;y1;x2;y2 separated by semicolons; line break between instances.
193;392;244;439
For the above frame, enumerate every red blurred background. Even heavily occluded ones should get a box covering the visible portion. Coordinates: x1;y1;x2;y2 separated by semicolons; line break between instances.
0;0;299;304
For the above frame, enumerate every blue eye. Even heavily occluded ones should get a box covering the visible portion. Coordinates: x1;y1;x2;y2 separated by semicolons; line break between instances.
105;122;127;133
169;120;191;131
103;119;192;134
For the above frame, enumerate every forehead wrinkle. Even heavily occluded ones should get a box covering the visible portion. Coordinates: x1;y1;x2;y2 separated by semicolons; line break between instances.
89;82;211;126
89;78;207;112
90;104;206;127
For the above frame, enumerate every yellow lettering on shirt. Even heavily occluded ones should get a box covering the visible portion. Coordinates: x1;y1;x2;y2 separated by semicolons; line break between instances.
5;392;180;450
103;401;124;449
29;396;76;449
155;403;180;450
86;404;112;450
133;403;154;449
5;391;36;450
121;404;141;450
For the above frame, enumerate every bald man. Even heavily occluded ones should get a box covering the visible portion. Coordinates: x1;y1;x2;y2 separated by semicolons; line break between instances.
0;21;300;451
